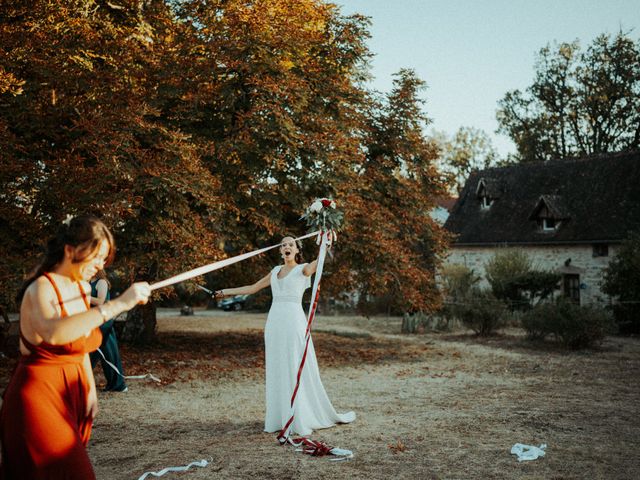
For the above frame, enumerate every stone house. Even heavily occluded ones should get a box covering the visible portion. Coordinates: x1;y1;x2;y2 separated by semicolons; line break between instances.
443;151;640;306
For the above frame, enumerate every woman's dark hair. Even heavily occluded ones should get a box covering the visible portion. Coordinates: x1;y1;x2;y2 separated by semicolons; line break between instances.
17;215;115;303
282;235;304;264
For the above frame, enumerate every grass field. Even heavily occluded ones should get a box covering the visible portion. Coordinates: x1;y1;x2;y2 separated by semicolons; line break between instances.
2;310;638;479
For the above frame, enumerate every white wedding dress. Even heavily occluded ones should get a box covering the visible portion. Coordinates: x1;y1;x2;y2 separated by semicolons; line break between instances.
264;263;356;436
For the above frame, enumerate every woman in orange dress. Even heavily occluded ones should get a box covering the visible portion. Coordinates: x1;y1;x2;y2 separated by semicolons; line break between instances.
0;215;150;479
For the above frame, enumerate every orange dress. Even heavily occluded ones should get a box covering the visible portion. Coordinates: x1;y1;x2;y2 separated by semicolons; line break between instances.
0;273;102;479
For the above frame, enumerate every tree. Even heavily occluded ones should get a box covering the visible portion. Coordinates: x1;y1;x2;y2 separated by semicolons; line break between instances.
163;0;373;290
0;0;225;342
1;1;450;330
435;126;500;193
335;69;451;314
485;250;532;309
497;32;640;162
602;232;640;334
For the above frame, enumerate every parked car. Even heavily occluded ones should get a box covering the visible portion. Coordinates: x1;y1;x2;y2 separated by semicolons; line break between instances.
217;294;250;311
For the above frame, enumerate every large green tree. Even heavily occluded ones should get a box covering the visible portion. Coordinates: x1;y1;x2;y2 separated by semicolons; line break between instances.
497;32;640;162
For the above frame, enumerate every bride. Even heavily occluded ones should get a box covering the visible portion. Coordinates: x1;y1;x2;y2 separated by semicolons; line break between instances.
215;235;355;436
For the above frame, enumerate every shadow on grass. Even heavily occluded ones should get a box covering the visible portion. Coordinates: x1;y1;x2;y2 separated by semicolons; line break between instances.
436;330;625;356
95;330;435;385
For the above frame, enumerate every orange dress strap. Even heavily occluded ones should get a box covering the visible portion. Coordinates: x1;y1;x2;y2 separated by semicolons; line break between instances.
78;282;90;310
42;272;90;315
42;272;68;317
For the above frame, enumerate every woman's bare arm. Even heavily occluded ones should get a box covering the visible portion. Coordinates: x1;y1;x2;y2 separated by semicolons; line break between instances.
90;278;109;306
302;260;318;276
219;272;271;297
22;277;148;346
83;353;99;419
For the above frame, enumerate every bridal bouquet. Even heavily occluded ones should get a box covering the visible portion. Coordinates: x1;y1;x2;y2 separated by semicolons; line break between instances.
300;198;344;232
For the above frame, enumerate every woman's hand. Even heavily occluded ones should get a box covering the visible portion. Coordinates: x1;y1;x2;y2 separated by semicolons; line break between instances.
213;290;225;299
118;282;151;310
86;388;99;420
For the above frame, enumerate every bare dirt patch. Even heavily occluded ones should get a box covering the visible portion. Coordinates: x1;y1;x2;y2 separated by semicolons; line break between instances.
2;309;639;479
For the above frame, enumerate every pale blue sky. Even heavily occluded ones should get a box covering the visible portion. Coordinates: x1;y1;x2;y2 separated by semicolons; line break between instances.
335;0;640;156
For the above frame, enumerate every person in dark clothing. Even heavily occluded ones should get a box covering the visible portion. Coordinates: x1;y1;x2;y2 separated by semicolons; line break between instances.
90;269;127;392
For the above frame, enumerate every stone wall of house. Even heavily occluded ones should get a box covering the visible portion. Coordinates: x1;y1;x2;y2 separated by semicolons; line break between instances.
443;244;618;306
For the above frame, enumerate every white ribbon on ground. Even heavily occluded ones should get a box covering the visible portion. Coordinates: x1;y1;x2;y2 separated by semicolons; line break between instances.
137;459;209;480
511;443;547;461
95;348;161;383
327;447;354;461
150;231;320;291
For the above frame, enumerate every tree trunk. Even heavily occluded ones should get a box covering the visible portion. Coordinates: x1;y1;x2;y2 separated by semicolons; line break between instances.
120;302;157;344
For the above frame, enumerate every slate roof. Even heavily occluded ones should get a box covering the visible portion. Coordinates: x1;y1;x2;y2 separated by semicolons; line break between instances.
444;150;640;245
529;195;570;220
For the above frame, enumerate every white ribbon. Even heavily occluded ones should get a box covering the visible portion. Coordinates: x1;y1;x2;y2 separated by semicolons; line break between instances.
511;443;547;462
328;447;354;461
195;284;213;295
150;231;320;291
95;348;161;383
137;459;209;480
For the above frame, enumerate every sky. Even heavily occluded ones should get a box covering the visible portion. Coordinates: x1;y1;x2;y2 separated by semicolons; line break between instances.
335;0;640;156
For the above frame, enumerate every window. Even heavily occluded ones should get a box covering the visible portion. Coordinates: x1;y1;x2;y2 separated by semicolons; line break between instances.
481;196;493;209
542;218;559;231
529;195;569;233
592;244;609;257
563;274;580;304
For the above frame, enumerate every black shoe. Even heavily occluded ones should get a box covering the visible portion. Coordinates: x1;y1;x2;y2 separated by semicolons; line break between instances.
105;385;128;392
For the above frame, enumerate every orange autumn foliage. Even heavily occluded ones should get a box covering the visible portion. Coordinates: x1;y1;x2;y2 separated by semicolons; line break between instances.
0;1;450;322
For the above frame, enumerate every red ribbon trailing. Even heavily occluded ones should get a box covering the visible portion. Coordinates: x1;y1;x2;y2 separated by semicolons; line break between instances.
274;231;353;460
276;283;323;444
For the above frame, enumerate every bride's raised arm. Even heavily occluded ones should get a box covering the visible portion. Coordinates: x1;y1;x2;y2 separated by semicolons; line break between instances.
302;260;318;277
215;271;272;298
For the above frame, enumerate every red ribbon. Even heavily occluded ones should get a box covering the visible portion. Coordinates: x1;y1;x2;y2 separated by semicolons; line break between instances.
276;230;332;444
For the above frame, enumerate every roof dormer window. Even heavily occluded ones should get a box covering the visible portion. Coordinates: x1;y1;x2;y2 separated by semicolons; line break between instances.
529;195;570;233
476;178;501;210
542;218;559;231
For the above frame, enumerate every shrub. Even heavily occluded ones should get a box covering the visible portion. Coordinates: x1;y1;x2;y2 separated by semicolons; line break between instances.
602;232;640;334
485;250;532;309
485;250;560;310
401;311;453;333
608;304;637;335
457;289;507;336
438;264;480;329
440;264;481;301
517;270;561;304
521;300;616;349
